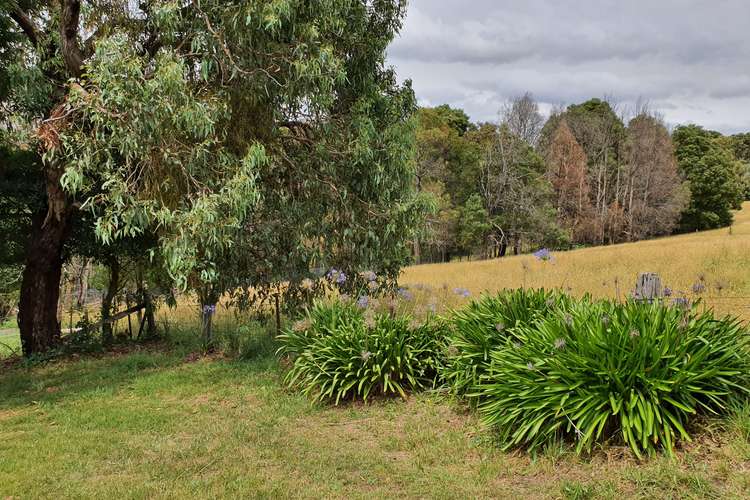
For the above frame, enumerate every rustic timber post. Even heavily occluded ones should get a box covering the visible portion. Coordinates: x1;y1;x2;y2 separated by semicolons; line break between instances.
635;273;662;302
202;304;216;349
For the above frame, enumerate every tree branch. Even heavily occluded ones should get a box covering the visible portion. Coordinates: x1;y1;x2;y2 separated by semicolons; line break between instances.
9;7;40;48
59;0;85;77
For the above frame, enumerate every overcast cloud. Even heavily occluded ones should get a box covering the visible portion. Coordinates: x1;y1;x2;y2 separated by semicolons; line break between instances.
387;0;750;134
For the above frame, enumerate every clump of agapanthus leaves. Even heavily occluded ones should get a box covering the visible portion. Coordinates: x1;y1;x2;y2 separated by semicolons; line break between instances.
448;291;750;457
443;288;570;398
277;293;447;404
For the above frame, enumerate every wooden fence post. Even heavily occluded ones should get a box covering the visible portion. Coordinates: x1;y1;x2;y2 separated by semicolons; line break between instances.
635;273;662;302
202;304;215;349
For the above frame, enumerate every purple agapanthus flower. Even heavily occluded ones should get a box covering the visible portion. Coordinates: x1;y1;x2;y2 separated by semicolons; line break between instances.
361;271;377;282
326;268;347;285
356;295;369;309
533;248;553;261
453;287;471;298
202;304;216;315
397;288;413;301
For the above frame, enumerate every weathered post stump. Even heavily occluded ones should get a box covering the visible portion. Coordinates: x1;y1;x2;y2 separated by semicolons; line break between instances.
635;273;662;302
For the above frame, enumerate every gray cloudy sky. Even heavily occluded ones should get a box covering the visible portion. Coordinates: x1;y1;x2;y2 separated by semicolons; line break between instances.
387;0;750;134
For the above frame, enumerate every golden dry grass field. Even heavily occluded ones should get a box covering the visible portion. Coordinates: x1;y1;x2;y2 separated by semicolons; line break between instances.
401;202;750;322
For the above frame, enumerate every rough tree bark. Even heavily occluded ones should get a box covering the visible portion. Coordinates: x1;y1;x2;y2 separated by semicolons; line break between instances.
13;0;85;356
17;167;72;355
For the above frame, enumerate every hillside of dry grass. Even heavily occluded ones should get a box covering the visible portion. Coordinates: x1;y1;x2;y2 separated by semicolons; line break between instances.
402;202;750;321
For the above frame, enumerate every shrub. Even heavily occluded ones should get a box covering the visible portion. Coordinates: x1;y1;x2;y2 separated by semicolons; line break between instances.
277;300;445;404
443;288;571;397
476;299;750;457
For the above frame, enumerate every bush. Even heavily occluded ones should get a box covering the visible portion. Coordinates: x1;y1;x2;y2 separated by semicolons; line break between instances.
475;299;750;457
277;300;445;404
443;288;571;398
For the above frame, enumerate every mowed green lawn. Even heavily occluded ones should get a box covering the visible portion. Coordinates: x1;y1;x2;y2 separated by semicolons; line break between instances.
2;330;750;499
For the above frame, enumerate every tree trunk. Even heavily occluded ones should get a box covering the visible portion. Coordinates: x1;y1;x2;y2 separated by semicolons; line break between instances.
499;240;508;257
17;210;71;356
202;307;214;348
136;264;157;338
101;257;120;344
76;258;91;308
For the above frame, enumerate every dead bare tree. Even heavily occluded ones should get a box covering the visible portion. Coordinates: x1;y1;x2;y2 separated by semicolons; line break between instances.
622;112;688;240
500;92;545;148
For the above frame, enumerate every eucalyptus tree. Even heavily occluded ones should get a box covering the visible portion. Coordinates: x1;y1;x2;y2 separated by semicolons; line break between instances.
412;106;477;263
544;120;595;243
2;0;421;355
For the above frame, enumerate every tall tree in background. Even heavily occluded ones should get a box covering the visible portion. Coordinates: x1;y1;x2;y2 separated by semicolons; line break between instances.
563;99;627;243
623;113;688;239
500;92;545;148
479;124;563;255
2;0;420;355
728;133;750;200
456;194;490;257
413;105;479;262
545;120;595;243
673;125;744;231
418;182;458;263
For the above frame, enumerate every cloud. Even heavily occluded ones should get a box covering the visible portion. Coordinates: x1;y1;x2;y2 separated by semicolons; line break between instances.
387;0;750;134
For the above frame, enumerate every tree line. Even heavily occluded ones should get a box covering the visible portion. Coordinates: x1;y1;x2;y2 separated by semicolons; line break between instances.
413;95;749;263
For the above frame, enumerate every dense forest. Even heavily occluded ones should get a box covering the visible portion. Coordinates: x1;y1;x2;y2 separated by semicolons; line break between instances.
412;95;750;263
